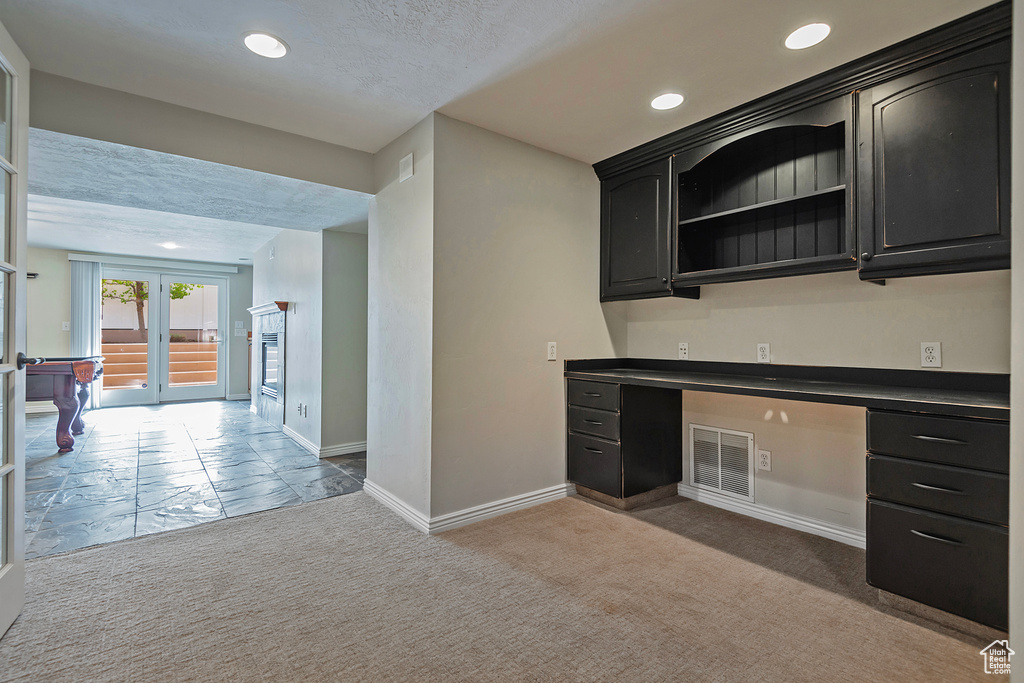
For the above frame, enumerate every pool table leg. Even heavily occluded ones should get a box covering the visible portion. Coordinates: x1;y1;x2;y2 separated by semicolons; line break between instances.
52;375;79;453
72;383;89;435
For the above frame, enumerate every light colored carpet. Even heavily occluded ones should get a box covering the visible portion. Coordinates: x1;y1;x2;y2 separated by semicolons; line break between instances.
0;492;992;682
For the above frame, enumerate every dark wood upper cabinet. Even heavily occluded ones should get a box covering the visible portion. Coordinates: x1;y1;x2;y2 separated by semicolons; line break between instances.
857;39;1011;279
600;158;679;301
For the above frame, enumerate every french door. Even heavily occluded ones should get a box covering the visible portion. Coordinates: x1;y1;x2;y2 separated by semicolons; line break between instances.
0;22;28;640
100;271;226;405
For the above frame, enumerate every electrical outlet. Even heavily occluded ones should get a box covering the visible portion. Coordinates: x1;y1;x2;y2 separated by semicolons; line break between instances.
269;246;276;260
297;402;302;414
757;343;770;363
757;449;772;472
678;342;688;360
921;342;942;368
547;342;557;361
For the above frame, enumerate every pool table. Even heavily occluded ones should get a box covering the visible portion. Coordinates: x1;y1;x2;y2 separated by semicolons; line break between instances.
26;357;104;453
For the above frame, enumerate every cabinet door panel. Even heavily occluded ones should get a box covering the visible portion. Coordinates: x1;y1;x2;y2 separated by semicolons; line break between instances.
600;158;672;300
858;40;1010;278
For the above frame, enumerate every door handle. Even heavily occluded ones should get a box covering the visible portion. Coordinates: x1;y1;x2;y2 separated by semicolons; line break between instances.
910;529;964;546
17;353;45;370
583;419;603;425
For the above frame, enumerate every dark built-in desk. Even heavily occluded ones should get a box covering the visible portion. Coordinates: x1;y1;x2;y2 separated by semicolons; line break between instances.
564;358;1010;631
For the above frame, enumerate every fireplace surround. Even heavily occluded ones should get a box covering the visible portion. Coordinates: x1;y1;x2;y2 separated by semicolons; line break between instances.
248;301;287;428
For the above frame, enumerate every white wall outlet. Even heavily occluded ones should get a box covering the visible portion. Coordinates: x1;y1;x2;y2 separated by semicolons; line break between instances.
547;341;557;361
921;342;942;368
297;402;303;414
678;342;689;360
757;449;772;472
399;153;414;182
757;343;771;363
269;246;276;260
61;321;70;331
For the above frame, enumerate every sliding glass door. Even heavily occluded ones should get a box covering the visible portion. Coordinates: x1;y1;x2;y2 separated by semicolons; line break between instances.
100;269;158;406
158;274;226;402
100;271;227;405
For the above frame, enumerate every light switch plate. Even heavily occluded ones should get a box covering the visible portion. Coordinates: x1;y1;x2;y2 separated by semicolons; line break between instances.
234;328;246;336
61;321;70;331
235;321;244;329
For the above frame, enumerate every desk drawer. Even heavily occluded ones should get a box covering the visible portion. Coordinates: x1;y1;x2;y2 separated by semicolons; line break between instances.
568;433;620;497
567;379;619;411
568;405;619;441
867;500;1007;630
867;411;1008;473
867;455;1008;525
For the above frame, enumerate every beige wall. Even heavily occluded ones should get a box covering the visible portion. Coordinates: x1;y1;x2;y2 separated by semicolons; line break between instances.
322;229;368;450
253;230;324;447
26;247;71;358
428;114;626;517
626;268;1010;534
1009;0;1022;667
30;71;374;194
366;114;436;517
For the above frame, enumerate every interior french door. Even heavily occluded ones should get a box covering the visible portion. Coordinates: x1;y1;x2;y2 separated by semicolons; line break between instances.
0;22;29;640
99;269;159;406
158;274;226;402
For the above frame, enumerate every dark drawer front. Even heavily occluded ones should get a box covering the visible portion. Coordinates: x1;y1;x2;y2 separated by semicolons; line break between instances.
567;433;621;497
867;411;1009;473
867;500;1007;630
867;455;1008;525
568;405;620;442
567;379;619;411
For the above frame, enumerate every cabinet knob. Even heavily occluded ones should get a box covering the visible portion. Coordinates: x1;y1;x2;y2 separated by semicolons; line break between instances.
861;252;872;261
662;277;668;283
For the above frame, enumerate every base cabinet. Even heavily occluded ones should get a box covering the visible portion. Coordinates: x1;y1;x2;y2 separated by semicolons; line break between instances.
866;410;1009;630
566;380;681;499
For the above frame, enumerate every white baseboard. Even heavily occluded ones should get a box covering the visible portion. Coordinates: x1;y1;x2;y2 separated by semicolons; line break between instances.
319;441;367;458
677;482;866;549
363;480;431;534
25;403;58;415
227;393;251;401
363;479;574;535
428;483;574;534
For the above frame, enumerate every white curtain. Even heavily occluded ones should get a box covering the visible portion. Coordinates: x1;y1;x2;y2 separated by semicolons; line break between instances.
69;259;102;408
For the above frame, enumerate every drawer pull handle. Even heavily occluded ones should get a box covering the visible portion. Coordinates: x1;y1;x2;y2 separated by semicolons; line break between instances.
584;392;603;397
911;482;966;495
584;419;603;425
910;529;964;546
911;434;968;445
584;446;603;454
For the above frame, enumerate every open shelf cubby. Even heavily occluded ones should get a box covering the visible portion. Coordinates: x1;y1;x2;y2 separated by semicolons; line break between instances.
675;122;850;280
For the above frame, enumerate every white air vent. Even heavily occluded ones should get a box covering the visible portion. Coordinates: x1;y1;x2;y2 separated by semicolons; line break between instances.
689;424;754;501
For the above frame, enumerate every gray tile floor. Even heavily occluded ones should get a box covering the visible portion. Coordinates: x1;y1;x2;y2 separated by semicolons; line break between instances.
24;400;365;558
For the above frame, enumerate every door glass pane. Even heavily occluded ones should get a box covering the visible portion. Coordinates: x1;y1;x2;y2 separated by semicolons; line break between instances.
1;473;6;566
0;272;5;364
101;279;149;390
168;282;218;387
1;372;8;567
0;171;9;265
0;66;9;163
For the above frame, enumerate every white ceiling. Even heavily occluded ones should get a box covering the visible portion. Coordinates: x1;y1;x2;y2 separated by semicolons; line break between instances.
26;128;371;263
0;0;997;164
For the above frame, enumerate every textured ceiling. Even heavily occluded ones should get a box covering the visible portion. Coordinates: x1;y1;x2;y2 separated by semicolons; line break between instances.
0;0;998;163
28;195;284;264
28;129;371;231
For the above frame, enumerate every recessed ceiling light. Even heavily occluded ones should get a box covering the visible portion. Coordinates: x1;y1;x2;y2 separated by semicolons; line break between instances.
159;242;180;250
785;23;831;50
244;32;289;59
651;93;685;111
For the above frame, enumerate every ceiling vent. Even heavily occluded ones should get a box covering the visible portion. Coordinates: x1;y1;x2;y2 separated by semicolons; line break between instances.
690;424;754;501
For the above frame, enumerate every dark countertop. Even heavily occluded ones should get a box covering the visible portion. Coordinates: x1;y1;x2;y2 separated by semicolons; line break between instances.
564;359;1009;420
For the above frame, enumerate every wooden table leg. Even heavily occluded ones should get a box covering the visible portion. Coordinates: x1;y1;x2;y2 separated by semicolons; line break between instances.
52;375;79;453
72;382;89;435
